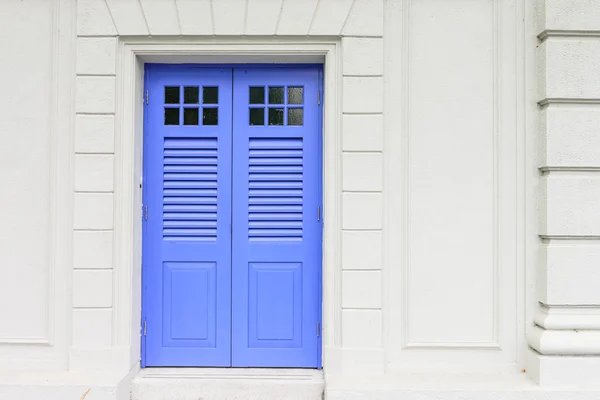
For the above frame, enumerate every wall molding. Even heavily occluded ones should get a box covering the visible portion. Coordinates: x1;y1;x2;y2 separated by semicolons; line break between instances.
398;0;411;351
540;235;600;241
0;0;75;370
538;29;600;41
1;0;52;347
0;337;53;345
538;98;600;107
0;0;65;347
535;305;600;330
384;0;525;370
401;0;502;350
540;167;600;173
403;341;501;350
528;326;600;355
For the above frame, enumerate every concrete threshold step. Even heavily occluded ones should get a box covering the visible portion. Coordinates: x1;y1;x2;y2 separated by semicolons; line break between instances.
131;368;324;400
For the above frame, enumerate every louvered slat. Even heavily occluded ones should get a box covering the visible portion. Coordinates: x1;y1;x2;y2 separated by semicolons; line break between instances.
248;137;303;242
163;137;218;241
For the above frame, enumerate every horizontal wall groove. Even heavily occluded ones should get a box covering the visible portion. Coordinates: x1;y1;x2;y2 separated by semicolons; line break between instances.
538;29;600;42
77;34;119;38
77;73;117;78
76;112;116;116
0;337;52;346
538;98;600;108
341;268;382;272
74;190;114;194
75;152;116;156
534;324;600;332
540;235;600;241
342;229;382;232
342;35;383;39
342;150;382;154
73;229;114;233
540;167;600;172
540;168;600;178
341;307;382;311
342;112;383;116
538;304;600;310
342;74;383;78
342;190;382;194
403;342;501;350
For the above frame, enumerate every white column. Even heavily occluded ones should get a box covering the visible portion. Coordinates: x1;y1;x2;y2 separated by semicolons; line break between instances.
527;0;600;387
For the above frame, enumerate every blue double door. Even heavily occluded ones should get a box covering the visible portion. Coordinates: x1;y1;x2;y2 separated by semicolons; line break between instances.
142;65;322;368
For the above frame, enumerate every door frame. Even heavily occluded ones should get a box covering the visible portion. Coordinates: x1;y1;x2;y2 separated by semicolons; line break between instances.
111;38;349;372
140;64;324;368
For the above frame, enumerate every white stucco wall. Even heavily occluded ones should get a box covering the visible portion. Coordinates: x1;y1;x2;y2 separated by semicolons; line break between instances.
0;0;72;372
1;0;599;399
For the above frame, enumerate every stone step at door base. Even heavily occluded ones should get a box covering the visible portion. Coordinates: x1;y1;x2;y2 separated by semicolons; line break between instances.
131;368;324;400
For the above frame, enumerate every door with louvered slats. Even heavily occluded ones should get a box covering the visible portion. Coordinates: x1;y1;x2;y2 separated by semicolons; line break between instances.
143;66;233;367
143;65;322;368
232;67;322;367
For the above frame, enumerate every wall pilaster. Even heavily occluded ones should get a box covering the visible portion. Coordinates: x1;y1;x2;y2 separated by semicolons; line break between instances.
528;0;600;387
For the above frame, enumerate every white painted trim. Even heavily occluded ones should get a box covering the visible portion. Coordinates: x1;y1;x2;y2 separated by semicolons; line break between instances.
528;326;600;355
0;337;52;345
114;37;342;370
534;306;600;330
518;0;534;371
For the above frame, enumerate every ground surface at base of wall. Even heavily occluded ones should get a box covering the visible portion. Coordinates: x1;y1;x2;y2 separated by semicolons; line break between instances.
0;367;136;400
326;389;600;400
325;372;600;400
3;373;600;400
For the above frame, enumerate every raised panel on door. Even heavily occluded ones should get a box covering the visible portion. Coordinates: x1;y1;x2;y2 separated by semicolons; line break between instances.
143;65;233;367
231;66;323;367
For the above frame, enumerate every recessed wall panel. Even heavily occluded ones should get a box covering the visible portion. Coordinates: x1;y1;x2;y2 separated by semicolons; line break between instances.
0;0;54;342
407;0;497;346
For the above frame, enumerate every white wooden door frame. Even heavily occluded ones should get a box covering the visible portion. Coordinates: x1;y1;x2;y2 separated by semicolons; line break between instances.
111;38;351;373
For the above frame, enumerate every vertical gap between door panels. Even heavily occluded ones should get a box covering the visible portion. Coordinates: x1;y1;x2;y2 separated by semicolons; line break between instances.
229;68;235;365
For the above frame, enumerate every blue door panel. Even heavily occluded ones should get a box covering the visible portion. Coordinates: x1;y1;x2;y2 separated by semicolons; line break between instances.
143;65;322;368
231;67;322;368
249;262;302;348
143;66;233;367
163;262;215;345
